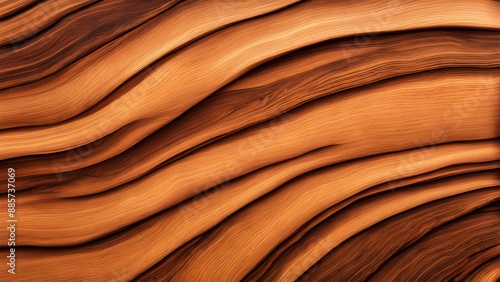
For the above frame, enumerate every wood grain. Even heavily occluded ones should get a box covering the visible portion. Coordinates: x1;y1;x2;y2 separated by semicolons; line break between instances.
0;0;499;281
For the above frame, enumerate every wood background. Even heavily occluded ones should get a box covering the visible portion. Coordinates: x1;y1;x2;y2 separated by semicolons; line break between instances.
0;0;499;281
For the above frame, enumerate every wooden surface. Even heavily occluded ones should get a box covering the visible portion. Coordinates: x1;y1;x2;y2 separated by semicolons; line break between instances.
0;0;499;281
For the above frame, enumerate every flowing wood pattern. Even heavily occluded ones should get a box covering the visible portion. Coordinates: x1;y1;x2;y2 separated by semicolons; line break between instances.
0;0;499;281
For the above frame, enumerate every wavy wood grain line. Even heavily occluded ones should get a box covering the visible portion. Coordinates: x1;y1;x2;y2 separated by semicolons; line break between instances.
0;0;38;19
0;0;499;281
